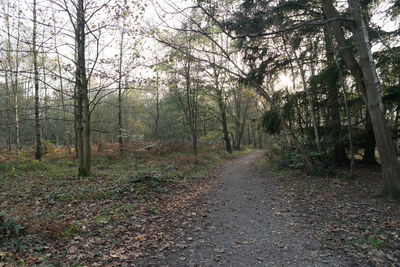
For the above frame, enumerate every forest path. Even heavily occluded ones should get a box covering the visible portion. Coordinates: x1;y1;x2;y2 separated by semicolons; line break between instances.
162;150;347;266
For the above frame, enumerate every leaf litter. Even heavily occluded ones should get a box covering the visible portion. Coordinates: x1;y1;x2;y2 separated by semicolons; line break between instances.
270;165;400;266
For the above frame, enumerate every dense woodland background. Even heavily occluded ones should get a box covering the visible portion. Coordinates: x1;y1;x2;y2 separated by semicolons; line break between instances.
0;0;400;185
1;0;399;195
0;0;400;184
1;0;400;265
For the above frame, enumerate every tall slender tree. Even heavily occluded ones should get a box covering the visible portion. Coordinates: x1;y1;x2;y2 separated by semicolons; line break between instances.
117;0;128;153
32;0;42;160
75;0;91;176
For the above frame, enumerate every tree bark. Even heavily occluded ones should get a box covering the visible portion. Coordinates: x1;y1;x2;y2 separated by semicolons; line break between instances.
33;0;42;160
154;51;160;139
154;76;160;138
216;88;232;153
42;45;48;141
6;3;21;154
4;68;12;151
362;112;378;164
75;0;91;176
117;0;127;152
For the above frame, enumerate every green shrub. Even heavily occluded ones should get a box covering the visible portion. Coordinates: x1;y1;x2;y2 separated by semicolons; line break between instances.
309;162;334;176
0;162;10;173
0;213;25;244
276;152;304;170
276;150;333;176
261;110;281;135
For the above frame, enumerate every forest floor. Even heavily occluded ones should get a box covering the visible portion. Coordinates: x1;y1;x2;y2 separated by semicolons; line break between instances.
0;142;245;266
1;146;400;266
256;156;400;267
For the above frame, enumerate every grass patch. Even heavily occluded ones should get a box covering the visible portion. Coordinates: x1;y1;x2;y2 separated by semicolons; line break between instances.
62;225;81;238
54;195;73;203
353;236;394;250
94;214;113;224
92;191;108;200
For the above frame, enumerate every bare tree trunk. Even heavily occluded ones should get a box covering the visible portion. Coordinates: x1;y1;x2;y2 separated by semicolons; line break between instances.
42;46;48;141
33;0;42;160
74;83;79;158
216;88;232;153
76;80;84;173
234;110;248;150
186;62;198;157
395;108;399;155
14;85;20;154
117;0;127;152
83;93;91;175
14;23;21;154
247;124;251;145
4;70;12;151
154;74;160;138
6;2;21;154
154;48;160;139
362;112;378;164
75;0;91;176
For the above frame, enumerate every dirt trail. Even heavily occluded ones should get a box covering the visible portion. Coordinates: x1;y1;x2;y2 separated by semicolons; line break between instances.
163;150;347;266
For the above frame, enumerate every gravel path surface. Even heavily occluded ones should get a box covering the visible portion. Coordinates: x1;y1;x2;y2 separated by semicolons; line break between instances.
163;150;348;266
